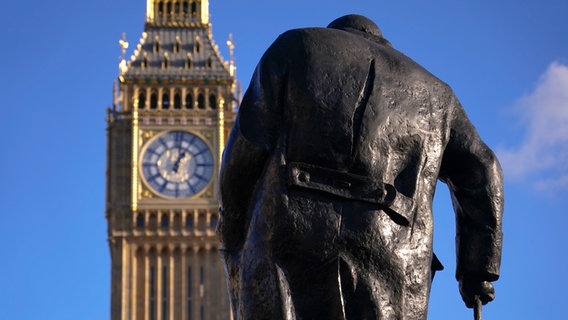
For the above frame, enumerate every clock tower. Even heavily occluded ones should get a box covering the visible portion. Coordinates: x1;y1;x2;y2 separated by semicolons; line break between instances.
106;1;237;319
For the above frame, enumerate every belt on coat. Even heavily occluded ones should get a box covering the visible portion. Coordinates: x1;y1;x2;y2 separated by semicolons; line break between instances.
287;162;414;225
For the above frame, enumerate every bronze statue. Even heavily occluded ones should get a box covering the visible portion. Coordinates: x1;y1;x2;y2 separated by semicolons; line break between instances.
218;14;503;319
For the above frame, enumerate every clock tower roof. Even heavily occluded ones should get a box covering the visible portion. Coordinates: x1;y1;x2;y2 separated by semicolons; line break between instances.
119;0;234;82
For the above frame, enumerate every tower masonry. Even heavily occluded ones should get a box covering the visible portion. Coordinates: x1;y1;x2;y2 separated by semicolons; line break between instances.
106;1;238;319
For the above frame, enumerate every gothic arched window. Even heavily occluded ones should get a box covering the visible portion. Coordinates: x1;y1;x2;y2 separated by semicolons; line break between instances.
209;94;217;109
136;213;144;228
174;93;182;109
162;57;169;69
166;2;172;16
197;93;205;109
161;214;169;228
186;214;194;228
150;92;158;109
174;40;180;53
138;92;146;109
183;1;189;15
157;1;164;15
185;93;193;109
162;93;170;109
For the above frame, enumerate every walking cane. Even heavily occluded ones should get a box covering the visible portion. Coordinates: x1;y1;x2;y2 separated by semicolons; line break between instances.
473;296;482;320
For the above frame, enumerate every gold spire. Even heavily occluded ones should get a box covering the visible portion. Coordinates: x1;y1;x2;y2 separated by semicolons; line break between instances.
201;0;209;24
146;0;154;22
146;0;210;26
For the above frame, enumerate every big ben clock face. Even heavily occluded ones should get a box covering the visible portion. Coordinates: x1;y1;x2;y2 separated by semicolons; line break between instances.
141;131;214;198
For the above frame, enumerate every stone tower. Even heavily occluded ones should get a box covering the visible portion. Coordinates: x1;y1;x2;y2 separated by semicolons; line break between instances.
106;1;237;319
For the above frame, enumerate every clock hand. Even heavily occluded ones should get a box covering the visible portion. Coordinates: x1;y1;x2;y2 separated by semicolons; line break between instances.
173;151;186;173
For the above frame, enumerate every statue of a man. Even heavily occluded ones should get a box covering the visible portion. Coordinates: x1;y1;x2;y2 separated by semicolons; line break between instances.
218;14;503;319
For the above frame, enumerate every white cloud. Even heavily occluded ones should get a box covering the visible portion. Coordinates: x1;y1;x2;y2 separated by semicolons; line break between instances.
497;62;568;190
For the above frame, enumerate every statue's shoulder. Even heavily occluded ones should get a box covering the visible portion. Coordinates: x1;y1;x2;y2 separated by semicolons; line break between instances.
271;27;337;48
275;27;367;45
265;27;375;63
258;28;338;66
263;27;453;95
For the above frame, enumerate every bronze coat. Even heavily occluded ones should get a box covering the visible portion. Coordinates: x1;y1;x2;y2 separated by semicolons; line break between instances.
219;27;503;320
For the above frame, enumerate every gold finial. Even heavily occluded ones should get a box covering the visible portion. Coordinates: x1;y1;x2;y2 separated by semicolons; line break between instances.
227;34;235;59
119;32;129;59
227;34;236;76
118;33;129;75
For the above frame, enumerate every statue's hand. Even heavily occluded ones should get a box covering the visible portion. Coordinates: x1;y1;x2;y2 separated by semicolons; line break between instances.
459;277;495;308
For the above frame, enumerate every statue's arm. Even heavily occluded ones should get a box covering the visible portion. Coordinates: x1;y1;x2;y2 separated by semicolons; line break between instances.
218;118;269;313
218;120;268;252
218;33;290;314
439;98;504;307
218;36;289;252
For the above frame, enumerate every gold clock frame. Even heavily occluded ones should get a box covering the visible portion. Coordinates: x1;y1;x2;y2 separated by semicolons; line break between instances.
137;129;217;201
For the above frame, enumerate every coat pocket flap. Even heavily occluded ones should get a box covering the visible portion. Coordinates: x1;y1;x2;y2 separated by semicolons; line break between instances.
287;162;414;224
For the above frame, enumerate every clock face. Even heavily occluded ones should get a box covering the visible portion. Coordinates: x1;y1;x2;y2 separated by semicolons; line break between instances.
141;131;214;198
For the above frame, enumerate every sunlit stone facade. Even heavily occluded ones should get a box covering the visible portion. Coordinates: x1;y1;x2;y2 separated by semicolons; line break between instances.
106;1;238;319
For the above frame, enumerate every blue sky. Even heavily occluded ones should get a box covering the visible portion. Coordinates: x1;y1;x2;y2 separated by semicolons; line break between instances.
1;0;567;319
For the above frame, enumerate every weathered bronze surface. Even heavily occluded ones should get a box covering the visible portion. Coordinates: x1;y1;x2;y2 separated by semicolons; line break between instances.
218;14;504;319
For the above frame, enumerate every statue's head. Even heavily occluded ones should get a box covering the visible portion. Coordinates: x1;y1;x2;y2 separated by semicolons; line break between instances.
327;14;391;46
